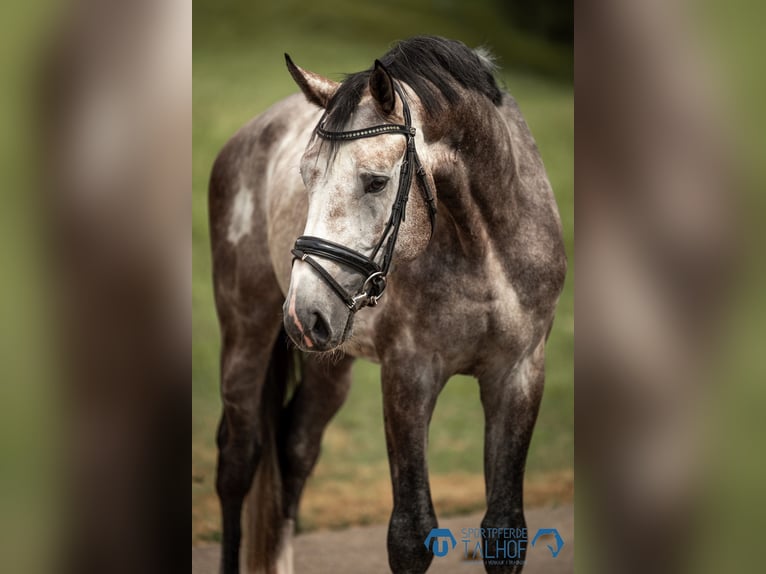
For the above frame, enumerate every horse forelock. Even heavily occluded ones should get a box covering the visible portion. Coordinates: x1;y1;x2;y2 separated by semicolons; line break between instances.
321;36;503;142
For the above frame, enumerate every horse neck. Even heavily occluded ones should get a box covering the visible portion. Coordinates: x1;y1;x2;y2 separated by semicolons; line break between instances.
428;95;520;257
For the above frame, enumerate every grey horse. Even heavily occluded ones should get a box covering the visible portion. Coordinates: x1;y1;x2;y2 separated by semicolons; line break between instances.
209;36;567;574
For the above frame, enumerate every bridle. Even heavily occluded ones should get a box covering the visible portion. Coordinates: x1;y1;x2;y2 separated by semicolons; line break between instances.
291;82;437;312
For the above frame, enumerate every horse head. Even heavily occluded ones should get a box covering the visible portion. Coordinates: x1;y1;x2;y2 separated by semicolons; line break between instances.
283;57;435;352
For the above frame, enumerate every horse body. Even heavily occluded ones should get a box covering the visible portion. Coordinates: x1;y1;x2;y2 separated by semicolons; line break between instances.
210;37;566;574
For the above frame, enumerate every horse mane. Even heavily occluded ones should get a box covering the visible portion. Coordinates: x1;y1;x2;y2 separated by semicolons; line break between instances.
322;36;503;132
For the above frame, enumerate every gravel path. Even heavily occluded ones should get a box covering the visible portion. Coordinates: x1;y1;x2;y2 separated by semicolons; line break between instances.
192;504;573;573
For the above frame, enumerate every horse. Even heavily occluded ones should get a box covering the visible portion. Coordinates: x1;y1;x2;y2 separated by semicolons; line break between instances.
209;36;567;574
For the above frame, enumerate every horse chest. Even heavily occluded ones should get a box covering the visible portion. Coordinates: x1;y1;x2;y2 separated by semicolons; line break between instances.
347;256;533;369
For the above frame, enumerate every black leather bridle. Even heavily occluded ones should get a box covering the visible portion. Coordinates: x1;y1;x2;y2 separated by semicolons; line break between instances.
291;82;437;312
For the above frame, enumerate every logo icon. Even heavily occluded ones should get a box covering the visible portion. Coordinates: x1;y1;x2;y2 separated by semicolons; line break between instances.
530;528;564;558
424;528;457;557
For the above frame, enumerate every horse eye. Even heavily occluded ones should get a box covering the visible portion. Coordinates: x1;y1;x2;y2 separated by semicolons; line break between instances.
364;175;389;194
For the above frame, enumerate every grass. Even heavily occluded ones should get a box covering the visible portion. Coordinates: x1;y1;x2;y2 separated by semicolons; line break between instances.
193;0;573;544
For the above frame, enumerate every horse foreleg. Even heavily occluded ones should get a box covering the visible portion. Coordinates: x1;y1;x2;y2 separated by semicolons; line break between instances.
382;356;447;574
478;340;546;574
277;354;355;573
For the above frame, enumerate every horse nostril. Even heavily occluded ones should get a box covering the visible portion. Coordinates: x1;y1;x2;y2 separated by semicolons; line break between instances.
309;311;331;346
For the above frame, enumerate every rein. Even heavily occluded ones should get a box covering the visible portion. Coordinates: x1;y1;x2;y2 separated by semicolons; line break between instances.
291;82;437;312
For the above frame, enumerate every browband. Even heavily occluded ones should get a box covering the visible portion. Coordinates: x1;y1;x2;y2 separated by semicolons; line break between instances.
316;124;414;141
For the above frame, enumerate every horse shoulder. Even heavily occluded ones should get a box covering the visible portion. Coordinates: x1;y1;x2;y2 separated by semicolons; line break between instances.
496;96;567;298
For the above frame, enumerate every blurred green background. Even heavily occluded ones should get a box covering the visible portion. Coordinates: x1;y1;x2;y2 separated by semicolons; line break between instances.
192;0;573;543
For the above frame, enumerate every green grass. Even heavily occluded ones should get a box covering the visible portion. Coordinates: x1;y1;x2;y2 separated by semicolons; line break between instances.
193;0;572;542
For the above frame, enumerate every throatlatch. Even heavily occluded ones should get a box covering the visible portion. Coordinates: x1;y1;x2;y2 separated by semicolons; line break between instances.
291;82;437;312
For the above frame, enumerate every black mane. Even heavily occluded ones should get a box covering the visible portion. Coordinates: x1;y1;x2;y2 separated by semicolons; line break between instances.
323;36;503;132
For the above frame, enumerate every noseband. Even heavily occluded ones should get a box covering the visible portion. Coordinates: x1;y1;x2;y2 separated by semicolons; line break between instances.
291;82;437;312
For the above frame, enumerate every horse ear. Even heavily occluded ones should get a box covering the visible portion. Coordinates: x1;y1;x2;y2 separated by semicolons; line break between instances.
369;60;395;115
284;54;339;109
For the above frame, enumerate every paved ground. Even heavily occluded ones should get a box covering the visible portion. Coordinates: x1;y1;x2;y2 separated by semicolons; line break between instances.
192;504;573;573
